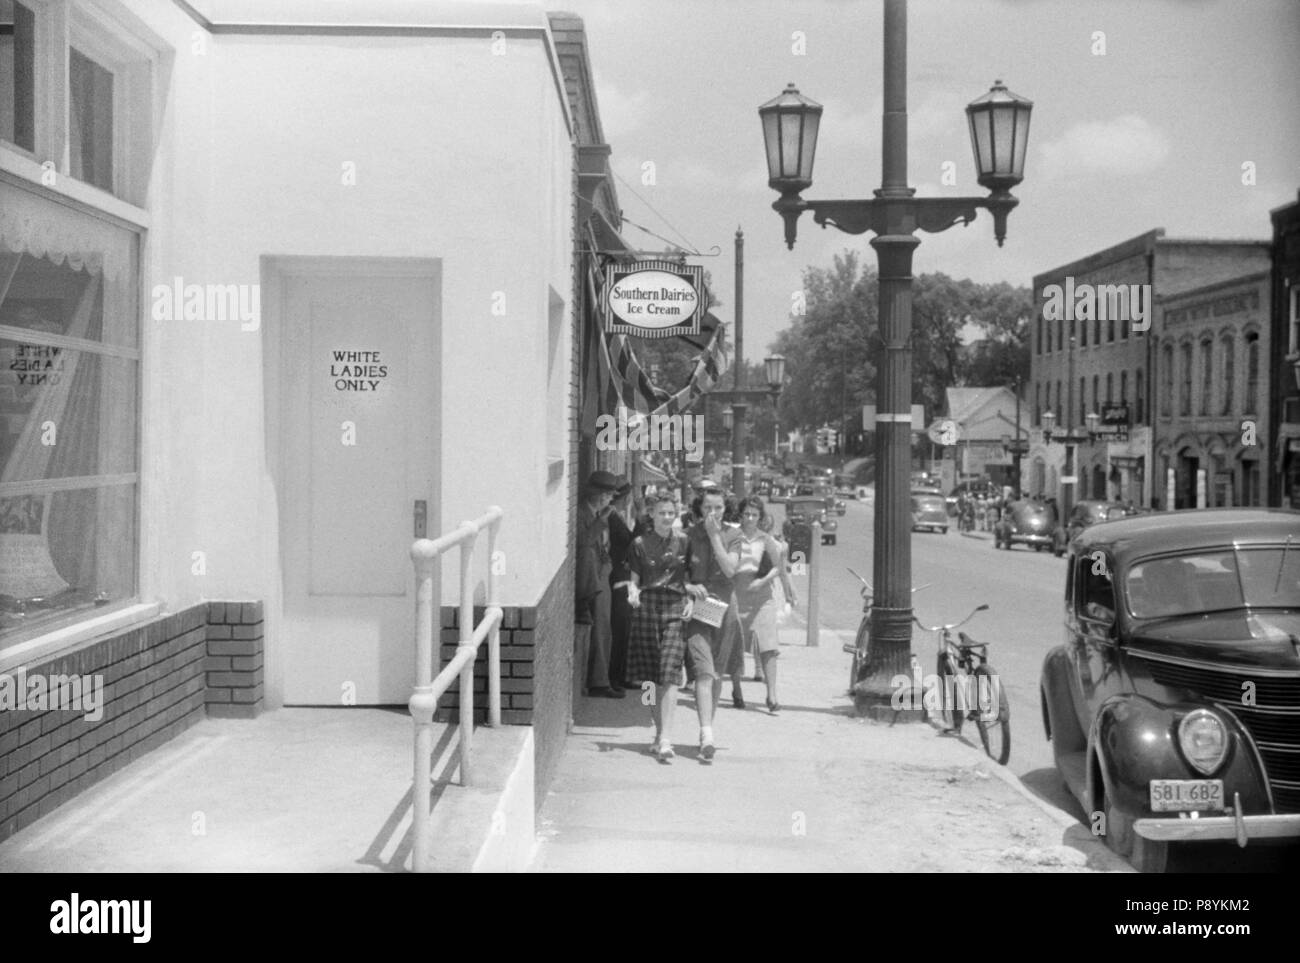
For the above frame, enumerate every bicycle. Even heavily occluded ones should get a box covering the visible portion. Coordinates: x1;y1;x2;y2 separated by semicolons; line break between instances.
842;568;929;695
913;604;1011;765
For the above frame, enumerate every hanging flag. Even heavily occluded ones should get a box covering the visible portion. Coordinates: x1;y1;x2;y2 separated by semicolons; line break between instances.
651;319;730;418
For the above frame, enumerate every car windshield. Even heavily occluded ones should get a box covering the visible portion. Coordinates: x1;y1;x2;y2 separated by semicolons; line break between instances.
1126;546;1300;618
912;497;944;510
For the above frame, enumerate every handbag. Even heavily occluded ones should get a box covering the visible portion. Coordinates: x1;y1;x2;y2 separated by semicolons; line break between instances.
689;594;730;628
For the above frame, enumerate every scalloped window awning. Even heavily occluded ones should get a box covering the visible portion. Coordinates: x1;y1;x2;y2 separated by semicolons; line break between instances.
0;181;132;284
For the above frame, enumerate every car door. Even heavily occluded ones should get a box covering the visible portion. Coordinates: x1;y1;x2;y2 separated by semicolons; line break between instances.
1072;549;1121;728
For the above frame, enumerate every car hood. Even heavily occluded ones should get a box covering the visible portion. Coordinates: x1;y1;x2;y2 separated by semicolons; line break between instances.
1126;610;1300;670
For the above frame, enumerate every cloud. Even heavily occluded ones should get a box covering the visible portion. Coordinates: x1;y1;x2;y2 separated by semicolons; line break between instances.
1038;115;1170;178
593;81;652;141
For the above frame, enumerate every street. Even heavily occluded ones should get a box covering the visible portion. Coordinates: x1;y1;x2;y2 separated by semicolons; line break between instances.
780;495;1299;872
774;497;1071;806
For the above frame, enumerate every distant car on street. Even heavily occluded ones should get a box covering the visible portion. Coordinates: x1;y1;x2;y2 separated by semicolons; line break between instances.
910;493;949;534
1039;508;1300;872
1053;499;1129;556
783;496;838;553
993;499;1059;551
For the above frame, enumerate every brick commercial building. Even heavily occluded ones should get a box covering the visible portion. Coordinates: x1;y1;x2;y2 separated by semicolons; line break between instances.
1268;192;1300;507
1029;230;1270;516
1154;271;1271;508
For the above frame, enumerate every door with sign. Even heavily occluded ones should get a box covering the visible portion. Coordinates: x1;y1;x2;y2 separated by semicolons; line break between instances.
270;259;439;704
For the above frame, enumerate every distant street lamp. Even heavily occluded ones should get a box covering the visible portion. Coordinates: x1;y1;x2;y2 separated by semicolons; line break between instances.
759;0;1032;717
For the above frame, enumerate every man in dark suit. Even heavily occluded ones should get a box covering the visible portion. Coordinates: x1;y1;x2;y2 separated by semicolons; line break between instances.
577;470;624;698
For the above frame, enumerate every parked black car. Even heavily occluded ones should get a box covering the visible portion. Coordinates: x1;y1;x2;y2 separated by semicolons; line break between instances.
1052;499;1128;556
993;499;1059;551
1039;509;1300;872
783;496;837;554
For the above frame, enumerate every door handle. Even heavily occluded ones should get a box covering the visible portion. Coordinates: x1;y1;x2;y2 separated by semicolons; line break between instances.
414;500;427;539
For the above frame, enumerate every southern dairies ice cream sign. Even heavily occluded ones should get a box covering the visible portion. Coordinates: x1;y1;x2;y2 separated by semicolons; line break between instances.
603;260;703;338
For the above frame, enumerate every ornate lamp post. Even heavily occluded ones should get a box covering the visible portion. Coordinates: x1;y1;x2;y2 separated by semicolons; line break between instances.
758;0;1031;717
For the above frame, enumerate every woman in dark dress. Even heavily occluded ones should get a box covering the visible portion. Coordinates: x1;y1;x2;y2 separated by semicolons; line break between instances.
627;493;693;761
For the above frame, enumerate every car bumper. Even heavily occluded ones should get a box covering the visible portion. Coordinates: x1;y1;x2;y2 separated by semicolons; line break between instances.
1136;807;1300;846
1008;532;1052;545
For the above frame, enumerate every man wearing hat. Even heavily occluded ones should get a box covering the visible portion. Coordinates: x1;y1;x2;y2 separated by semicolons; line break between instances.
576;470;624;698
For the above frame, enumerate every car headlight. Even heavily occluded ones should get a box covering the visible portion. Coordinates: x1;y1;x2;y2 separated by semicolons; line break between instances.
1178;709;1228;775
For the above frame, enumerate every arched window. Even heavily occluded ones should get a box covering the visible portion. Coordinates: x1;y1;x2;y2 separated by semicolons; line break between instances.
1161;343;1173;417
1119;370;1126;406
1106;372;1113;404
1180;342;1193;416
1246;332;1260;415
1079;376;1086;426
1034;382;1040;424
1091;374;1099;419
1199;337;1213;416
1220;334;1234;416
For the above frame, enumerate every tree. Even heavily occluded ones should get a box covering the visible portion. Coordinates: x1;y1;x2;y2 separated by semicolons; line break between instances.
768;252;1032;438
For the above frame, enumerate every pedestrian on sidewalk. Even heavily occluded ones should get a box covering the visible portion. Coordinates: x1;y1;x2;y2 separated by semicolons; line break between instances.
577;470;624;699
608;481;646;690
627;493;693;761
683;489;744;762
733;496;785;714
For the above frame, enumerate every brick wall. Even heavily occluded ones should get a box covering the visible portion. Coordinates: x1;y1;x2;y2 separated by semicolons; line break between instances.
0;599;266;842
204;601;265;718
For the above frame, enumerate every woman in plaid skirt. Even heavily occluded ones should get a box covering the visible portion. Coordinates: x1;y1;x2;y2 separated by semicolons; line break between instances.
627;492;693;762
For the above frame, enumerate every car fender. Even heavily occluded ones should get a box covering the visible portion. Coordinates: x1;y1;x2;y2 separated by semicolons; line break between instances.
1039;645;1085;751
1086;694;1272;819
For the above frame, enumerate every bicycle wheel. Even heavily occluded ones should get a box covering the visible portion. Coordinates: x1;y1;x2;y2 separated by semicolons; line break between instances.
848;618;870;694
974;663;1011;764
936;652;962;734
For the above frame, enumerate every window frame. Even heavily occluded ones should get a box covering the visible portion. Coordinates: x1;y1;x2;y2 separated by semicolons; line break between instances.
0;0;158;205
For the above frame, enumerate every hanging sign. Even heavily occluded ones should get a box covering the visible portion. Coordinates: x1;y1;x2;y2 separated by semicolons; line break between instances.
603;260;703;338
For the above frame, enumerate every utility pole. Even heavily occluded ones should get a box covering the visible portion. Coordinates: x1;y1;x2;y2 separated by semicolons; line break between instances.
731;227;747;497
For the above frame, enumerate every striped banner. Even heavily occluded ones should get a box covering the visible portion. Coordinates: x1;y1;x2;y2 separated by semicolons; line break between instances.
650;319;730;418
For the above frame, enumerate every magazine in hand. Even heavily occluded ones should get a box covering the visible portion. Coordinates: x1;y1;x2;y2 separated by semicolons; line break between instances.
690;594;729;627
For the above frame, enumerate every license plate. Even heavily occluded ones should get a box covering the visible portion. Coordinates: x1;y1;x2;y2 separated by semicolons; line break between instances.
1149;779;1224;812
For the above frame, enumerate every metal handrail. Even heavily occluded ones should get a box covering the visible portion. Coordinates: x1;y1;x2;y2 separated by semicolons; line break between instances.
408;505;504;873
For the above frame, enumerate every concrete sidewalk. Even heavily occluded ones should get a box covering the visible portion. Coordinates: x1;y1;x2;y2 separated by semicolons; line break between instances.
0;707;457;872
531;615;1131;873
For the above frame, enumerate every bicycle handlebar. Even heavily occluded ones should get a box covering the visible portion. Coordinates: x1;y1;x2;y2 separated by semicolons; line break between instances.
846;567;931;598
912;603;989;633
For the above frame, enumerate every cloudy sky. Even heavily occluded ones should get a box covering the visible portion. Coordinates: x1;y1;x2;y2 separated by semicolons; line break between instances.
545;0;1300;355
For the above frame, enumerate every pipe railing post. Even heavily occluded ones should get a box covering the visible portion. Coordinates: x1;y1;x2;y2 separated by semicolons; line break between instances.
458;643;475;786
458;527;475;780
807;519;821;647
486;509;502;727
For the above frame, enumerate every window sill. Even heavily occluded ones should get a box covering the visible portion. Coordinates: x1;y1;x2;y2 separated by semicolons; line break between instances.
0;147;150;230
0;601;162;674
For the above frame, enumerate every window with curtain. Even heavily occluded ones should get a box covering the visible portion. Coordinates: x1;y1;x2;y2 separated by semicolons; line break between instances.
1180;342;1193;416
1221;334;1234;416
0;180;139;649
